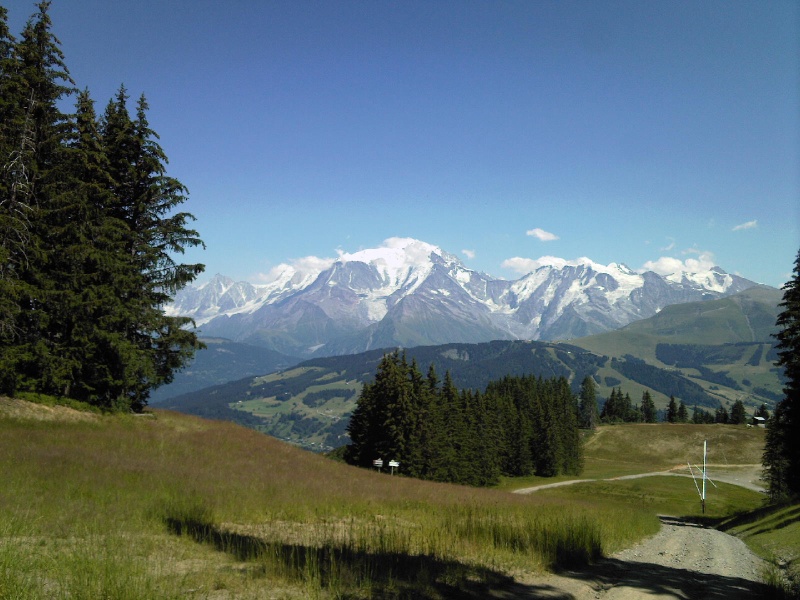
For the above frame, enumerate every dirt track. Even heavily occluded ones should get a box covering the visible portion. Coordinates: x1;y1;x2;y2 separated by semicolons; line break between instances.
513;464;766;495
501;469;768;599
499;516;768;599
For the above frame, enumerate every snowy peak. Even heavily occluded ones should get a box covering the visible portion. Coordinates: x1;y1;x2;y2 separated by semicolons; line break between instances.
168;239;763;356
335;238;455;288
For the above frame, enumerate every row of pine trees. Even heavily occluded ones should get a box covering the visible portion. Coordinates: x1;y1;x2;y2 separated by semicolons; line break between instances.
345;351;583;486
0;3;203;410
345;355;779;487
605;390;760;425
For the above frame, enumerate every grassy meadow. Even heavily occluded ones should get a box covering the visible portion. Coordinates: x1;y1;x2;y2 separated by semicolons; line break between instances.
0;397;784;599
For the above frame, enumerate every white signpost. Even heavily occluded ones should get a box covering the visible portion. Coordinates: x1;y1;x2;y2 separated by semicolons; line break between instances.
372;458;400;474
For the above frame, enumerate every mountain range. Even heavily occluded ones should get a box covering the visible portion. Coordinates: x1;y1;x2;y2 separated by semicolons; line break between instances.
158;285;783;451
166;238;762;358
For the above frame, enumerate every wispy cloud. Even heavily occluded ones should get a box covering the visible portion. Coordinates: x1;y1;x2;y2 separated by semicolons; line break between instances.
526;228;559;242
462;249;476;259
660;237;676;252
732;220;758;232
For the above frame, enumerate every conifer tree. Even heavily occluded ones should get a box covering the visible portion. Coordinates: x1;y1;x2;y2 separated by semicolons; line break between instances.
39;89;129;400
0;5;203;407
0;1;75;394
471;390;502;485
345;351;408;467
578;375;598;429
763;248;800;498
622;391;634;422
666;396;678;423
555;377;583;474
677;400;689;423
402;358;427;478
417;363;446;478
0;5;22;352
97;90;205;409
437;370;464;481
729;399;747;425
641;390;657;423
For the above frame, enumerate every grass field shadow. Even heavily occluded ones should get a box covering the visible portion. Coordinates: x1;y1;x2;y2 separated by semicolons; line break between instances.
165;513;519;599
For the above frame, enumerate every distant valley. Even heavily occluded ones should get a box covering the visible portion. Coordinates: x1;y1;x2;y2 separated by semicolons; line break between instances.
156;286;784;452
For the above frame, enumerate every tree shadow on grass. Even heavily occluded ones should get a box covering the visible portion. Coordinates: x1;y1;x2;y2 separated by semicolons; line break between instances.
164;514;518;599
716;501;800;538
165;514;769;599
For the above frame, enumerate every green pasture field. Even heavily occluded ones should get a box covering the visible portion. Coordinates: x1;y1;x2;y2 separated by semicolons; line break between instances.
496;423;766;490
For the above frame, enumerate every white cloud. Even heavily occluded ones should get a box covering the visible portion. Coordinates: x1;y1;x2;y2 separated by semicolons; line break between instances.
256;255;335;283
502;255;593;275
526;228;559;242
462;249;476;259
640;251;716;276
502;257;543;274
732;220;758;232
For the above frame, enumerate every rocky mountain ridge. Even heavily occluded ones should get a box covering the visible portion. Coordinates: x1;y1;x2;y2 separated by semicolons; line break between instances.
166;238;761;357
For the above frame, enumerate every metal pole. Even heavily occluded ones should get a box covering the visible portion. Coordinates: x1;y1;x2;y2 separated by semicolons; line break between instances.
702;440;707;514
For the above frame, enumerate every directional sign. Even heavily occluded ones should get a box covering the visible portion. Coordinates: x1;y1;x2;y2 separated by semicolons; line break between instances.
372;459;383;468
388;460;400;468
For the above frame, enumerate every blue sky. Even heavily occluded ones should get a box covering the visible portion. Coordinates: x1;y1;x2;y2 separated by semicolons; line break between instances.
7;0;799;287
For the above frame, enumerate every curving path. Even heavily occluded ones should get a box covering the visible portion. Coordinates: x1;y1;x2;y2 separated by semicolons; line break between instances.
505;466;768;598
513;464;765;495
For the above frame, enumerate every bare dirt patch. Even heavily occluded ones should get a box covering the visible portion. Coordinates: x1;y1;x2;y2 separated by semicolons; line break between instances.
0;396;99;423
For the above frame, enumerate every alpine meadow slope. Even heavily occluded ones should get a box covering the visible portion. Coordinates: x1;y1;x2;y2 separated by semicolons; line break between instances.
167;238;762;358
1;398;777;598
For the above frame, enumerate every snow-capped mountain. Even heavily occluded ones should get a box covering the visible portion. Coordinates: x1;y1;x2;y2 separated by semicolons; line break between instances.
166;238;760;357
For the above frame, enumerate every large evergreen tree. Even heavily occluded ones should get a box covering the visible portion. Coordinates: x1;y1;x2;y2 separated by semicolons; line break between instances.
763;248;800;499
0;4;204;409
0;1;74;395
666;396;678;423
677;400;689;423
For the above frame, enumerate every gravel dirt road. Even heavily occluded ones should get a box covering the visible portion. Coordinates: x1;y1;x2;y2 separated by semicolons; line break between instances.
496;469;769;598
489;516;768;599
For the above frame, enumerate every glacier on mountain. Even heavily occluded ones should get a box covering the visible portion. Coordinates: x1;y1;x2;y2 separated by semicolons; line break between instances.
167;238;760;357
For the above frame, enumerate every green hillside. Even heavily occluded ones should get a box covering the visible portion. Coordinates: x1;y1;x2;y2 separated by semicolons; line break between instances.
1;398;779;599
148;338;300;403
160;340;603;450
573;285;780;355
159;286;784;451
572;285;784;407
